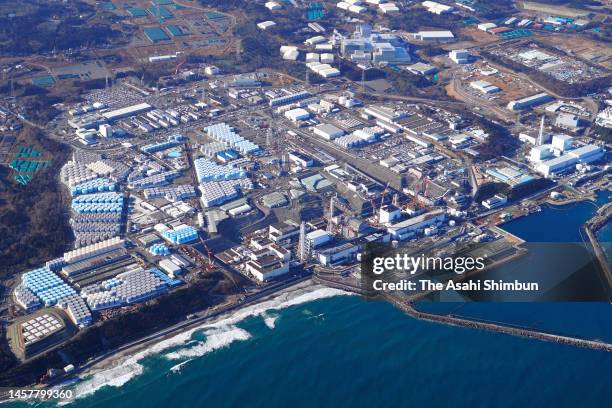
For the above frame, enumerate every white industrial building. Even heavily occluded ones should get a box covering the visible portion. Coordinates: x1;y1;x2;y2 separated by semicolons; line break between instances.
422;1;454;14
535;144;604;177
551;134;573;152
482;194;508;210
379;205;402;224
149;54;177;63
288;151;315;167
407;62;437;76
387;210;446;240
320;53;334;64
305;35;327;46
341;24;411;65
306;62;341;78
306;229;332;248
414;30;455;41
555;113;581;130
306;52;320;63
159;259;182;278
245;244;291;282
98;124;113;138
470;80;500;94
364;106;407;123
280;45;299;61
205;66;220;76
317;243;359;266
257;21;276;30
265;1;282;11
530;145;554;162
478;22;498;32
595;107;612;129
102;103;152;122
449;49;470;64
379;2;400;13
314;123;345;140
507;93;553;111
285;108;311;122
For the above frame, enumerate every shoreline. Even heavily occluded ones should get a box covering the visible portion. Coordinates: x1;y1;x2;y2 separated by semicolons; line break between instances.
70;278;318;381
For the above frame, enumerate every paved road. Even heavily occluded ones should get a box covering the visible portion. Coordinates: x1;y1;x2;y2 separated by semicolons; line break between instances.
48;274;313;387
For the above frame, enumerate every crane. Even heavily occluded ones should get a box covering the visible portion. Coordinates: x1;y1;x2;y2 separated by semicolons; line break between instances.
174;60;186;75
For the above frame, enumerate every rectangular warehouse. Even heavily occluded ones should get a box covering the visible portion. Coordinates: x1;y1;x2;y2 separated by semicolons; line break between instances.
102;103;152;122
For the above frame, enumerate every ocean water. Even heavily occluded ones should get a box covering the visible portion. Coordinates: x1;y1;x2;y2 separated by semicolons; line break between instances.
418;190;612;337
15;191;612;407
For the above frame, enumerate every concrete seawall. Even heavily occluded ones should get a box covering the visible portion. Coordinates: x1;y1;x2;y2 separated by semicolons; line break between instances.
314;274;612;352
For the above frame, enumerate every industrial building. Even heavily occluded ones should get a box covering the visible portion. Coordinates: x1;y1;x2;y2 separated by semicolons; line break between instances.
363;106;407;123
269;221;301;245
245;244;291;282
449;49;470;64
379;205;402;224
257;21;276;30
478;22;498;32
317;243;359;266
387;210;446;240
268;90;311;107
551;134;573;152
414;30;455;41
470;80;501;94
535;144;604;177
341;24;411;64
507;93;553;111
306;229;332;249
265;1;282;11
306;62;341;78
313;123;345;140
288;151;315;167
378;2;400;14
102;103;152;122
482;194;508;210
406;62;437;76
422;1;454;14
285;108;311;122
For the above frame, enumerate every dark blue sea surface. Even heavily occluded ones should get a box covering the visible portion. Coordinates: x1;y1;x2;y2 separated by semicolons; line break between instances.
419;190;612;340
50;296;611;408
17;191;611;407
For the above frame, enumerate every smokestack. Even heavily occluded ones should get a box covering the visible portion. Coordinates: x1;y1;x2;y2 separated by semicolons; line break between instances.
537;115;545;146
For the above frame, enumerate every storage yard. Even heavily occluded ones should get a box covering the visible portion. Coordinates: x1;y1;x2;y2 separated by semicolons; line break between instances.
0;0;610;376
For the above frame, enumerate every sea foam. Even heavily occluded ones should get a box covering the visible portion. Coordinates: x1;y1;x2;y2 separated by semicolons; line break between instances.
66;285;350;402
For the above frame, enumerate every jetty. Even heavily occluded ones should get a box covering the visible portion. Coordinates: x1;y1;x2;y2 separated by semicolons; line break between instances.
314;273;612;352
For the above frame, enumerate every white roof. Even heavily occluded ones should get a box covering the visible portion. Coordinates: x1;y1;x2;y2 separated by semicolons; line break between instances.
417;30;454;38
307;229;330;239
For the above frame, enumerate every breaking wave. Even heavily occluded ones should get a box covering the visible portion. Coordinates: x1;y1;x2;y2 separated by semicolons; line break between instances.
65;285;350;403
169;358;193;374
